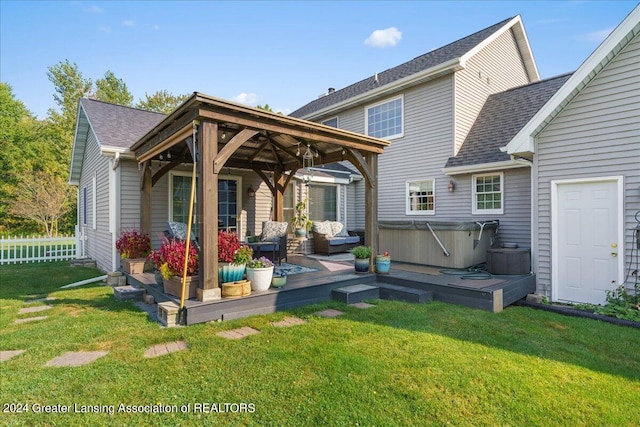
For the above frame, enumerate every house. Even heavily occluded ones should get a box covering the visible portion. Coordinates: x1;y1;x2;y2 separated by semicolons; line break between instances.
505;5;640;305
291;16;544;266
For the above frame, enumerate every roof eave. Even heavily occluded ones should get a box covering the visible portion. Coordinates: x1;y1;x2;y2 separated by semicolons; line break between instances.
68;102;88;185
506;5;640;156
300;57;464;121
442;159;531;176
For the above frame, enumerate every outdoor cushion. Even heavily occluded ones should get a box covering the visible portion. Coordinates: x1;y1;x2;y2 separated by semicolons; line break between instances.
344;236;360;244
328;237;348;246
167;221;187;240
312;221;335;237
261;221;288;241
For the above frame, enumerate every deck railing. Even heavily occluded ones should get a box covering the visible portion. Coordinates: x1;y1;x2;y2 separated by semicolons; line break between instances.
0;234;77;265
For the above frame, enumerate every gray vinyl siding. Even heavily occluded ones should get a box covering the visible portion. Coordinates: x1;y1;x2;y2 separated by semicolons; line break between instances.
454;28;531;154
120;160;141;230
534;32;640;297
78;130;113;272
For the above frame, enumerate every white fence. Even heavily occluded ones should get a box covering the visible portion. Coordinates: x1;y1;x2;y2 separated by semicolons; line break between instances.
0;235;77;265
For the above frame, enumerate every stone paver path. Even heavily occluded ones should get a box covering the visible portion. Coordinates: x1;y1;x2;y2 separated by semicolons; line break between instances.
27;297;57;304
271;317;307;327
217;326;260;340
15;316;48;324
350;302;376;309
19;305;53;314
143;341;188;358
314;309;345;318
0;350;25;362
45;351;108;367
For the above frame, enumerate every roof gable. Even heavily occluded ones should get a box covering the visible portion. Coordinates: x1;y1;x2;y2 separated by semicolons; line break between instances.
291;16;538;119
445;73;571;170
69;99;166;184
506;5;640;155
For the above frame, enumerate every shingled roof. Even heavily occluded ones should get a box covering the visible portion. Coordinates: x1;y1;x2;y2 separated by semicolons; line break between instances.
444;73;572;169
290;17;515;119
79;98;166;149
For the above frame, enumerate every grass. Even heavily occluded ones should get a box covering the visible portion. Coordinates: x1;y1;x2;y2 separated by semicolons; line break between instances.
1;262;640;426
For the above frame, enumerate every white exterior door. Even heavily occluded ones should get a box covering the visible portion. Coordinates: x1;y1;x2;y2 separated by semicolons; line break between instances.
552;178;623;305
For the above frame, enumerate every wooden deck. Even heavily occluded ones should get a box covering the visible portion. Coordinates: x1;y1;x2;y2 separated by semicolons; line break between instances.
124;255;536;325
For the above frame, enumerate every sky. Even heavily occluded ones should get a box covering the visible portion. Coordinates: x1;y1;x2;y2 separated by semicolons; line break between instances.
1;1;637;119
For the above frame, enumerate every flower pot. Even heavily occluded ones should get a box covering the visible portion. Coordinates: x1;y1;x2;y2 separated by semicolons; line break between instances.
294;228;307;238
218;263;246;283
375;256;391;274
121;258;148;274
271;275;287;288
221;280;252;298
354;258;370;273
163;275;199;299
247;266;274;291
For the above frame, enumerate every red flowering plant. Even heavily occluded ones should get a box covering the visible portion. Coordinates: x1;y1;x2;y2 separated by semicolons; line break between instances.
115;229;151;259
218;230;241;263
147;237;199;279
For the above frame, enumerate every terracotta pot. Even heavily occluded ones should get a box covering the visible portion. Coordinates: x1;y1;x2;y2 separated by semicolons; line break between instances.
121;258;148;274
163;275;199;299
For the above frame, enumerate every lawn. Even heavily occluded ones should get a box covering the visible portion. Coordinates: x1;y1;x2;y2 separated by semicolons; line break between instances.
1;262;639;426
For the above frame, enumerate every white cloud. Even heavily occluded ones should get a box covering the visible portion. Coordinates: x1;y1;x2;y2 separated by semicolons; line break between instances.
579;28;613;43
122;20;135;27
364;27;402;48
87;5;104;14
232;92;259;105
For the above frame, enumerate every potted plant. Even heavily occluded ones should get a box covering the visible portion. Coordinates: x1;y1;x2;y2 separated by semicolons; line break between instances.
291;199;311;237
376;251;391;274
246;256;274;291
221;245;253;298
271;271;287;288
147;237;199;299
116;229;152;274
218;230;245;283
351;245;372;273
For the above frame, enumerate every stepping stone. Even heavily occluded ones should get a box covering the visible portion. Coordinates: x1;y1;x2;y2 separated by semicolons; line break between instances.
143;341;188;358
45;351;108;367
27;297;57;304
113;285;144;301
216;326;260;340
350;302;376;309
19;305;53;314
271;317;307;327
314;309;345;318
0;350;25;362
15;316;48;324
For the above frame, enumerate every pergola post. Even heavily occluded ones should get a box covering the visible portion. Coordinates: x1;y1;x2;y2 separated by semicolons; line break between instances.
197;121;221;301
364;153;379;270
273;166;285;222
140;160;152;235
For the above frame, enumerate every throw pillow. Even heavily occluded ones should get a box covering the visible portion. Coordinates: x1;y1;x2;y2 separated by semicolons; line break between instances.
261;221;288;241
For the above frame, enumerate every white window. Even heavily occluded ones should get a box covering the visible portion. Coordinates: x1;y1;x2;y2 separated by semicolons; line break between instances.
82;186;87;226
473;173;503;214
308;184;337;221
366;95;403;139
283;183;296;226
406;180;435;215
322;117;338;128
92;172;97;230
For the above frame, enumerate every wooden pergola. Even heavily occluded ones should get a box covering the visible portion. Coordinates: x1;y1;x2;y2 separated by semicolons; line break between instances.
131;93;389;301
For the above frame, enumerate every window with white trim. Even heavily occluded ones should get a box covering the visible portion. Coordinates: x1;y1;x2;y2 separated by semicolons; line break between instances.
308;184;337;221
406;180;435;215
322;117;338;128
92;172;97;229
82;186;87;226
366;95;403;139
473;173;503;214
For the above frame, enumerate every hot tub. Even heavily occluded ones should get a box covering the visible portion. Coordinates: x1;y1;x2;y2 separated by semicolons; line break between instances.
379;220;499;269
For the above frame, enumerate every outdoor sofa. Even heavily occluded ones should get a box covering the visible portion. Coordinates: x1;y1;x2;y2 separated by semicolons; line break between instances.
311;221;360;256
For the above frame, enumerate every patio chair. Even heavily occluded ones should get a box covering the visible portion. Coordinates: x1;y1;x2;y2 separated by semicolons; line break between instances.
248;221;288;265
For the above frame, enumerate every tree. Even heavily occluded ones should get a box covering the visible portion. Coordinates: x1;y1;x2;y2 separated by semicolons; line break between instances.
46;59;92;139
255;103;273;112
8;172;75;237
136;90;189;114
94;70;133;106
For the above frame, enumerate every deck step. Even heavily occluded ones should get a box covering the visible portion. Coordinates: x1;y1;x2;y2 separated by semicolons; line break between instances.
331;284;380;304
113;285;145;301
378;284;433;304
